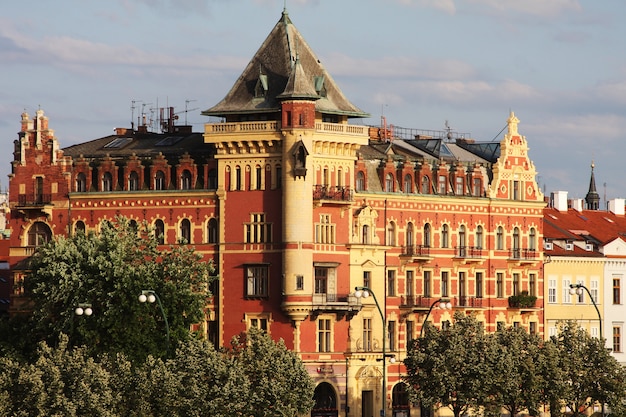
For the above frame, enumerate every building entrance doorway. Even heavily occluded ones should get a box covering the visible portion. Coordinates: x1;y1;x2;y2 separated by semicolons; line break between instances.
311;382;338;417
361;390;374;417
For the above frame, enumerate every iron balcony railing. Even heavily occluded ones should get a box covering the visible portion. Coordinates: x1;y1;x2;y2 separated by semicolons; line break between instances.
313;185;353;202
401;245;431;257
17;194;52;206
455;246;483;258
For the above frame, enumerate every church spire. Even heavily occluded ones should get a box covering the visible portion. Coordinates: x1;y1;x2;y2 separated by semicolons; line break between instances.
585;161;600;210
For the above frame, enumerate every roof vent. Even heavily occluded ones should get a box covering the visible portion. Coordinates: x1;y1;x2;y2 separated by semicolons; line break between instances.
585;243;593;251
544;242;553;250
566;243;574;251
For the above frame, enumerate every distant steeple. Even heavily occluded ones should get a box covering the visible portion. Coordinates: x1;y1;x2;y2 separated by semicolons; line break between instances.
585;161;600;210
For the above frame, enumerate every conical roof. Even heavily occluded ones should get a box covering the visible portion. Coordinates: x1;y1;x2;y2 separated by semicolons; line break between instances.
202;9;369;119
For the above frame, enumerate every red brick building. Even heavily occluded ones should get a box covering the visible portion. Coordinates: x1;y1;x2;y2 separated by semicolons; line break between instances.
7;9;545;417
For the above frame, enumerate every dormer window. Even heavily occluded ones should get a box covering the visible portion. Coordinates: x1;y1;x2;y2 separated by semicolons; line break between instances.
314;76;327;97
292;140;309;178
254;73;268;98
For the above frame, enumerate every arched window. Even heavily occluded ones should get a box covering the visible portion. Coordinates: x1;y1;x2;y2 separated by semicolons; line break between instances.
154;219;165;245
312;382;337;415
421;175;430;194
207;169;218;190
128;171;139;191
473;178;482;196
180;219;191;243
75;221;86;234
155;170;166;190
476;225;483;249
385;173;394;192
406;222;414;248
362;224;370;245
75;173;87;192
496;226;504;250
255;165;262;190
423;223;431;248
404;174;412;193
207;218;218;244
513;227;520;257
129;219;138;233
441;224;449;248
392;383;411;414
181;170;192;190
102;172;113;192
337;168;343;187
356;171;365;191
387;221;396;246
529;227;537;251
459;225;466;255
28;222;52;246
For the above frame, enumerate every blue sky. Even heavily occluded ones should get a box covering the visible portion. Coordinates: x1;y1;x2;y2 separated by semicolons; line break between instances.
1;0;625;203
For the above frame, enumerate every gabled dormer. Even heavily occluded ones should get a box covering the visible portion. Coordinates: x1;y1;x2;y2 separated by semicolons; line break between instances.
488;112;543;202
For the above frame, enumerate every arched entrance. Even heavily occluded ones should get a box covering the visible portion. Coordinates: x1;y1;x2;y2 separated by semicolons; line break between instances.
312;382;338;417
392;383;411;417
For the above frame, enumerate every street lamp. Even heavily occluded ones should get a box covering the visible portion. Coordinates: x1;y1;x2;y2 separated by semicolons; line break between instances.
355;286;389;417
419;298;452;338
569;283;604;417
75;303;93;316
139;289;171;352
569;284;602;341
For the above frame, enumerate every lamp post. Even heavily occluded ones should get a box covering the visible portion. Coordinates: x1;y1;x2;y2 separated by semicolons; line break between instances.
419;298;452;338
354;286;389;417
138;289;171;352
75;303;93;316
569;284;602;341
569;283;604;417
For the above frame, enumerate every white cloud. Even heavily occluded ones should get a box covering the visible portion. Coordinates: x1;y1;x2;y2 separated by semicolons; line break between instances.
465;0;582;17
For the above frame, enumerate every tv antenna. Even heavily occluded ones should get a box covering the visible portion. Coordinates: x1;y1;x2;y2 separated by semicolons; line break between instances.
184;99;199;125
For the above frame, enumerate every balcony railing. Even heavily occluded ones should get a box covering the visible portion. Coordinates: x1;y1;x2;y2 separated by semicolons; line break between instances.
455;296;484;308
509;248;537;261
400;295;452;309
455;246;483;259
313;185;353;202
311;292;361;320
401;245;431;257
17;194;52;206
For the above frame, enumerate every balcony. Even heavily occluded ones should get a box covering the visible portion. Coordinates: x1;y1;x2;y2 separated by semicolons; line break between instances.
313;185;353;203
454;296;485;308
399;245;432;262
508;248;538;265
508;291;538;313
17;194;52;207
454;246;483;262
311;292;361;320
400;295;450;310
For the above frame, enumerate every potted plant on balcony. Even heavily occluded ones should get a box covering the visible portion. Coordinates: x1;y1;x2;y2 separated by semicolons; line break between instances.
508;291;537;308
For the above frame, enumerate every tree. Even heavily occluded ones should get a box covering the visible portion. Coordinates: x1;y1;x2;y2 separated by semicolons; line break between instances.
404;311;490;417
484;327;545;416
547;321;626;417
20;216;214;362
229;328;315;417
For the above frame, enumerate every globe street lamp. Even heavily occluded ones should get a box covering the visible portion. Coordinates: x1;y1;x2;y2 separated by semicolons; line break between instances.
419;298;452;338
75;303;93;316
569;284;602;341
139;289;170;352
354;286;389;417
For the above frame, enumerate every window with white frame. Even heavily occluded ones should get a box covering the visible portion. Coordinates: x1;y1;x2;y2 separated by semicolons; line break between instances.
563;278;572;304
548;279;557;303
363;318;373;352
575;279;585;303
315;214;335;244
318;318;332;353
245;213;272;243
591;279;599;303
246;313;270;332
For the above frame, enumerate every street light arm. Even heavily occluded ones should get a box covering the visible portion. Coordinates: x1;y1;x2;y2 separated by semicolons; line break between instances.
569;284;602;341
419;298;451;338
140;290;171;353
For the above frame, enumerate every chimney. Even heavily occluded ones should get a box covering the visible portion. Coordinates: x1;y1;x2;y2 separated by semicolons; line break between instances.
551;191;568;212
608;198;625;215
571;198;584;212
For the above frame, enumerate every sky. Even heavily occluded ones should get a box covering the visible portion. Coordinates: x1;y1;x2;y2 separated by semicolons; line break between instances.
1;0;625;204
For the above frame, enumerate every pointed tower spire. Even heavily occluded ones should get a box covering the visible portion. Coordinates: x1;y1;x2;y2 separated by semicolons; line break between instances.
585;161;600;210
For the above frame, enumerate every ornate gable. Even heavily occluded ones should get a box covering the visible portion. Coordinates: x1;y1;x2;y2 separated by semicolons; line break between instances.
488;112;543;202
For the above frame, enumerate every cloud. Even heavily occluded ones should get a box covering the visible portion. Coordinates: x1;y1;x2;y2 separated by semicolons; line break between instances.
465;0;582;18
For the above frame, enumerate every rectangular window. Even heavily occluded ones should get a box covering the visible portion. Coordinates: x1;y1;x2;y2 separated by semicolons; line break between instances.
318;319;331;353
441;271;449;297
387;270;396;296
255;166;262;190
296;275;304;291
424;270;431;297
245;213;272;243
245;265;268;297
406;270;414;297
576;279;585;303
529;322;537;335
248;315;269;332
497;321;505;331
363;318;372;352
513;180;520;200
315;214;336;244
513;273;520;296
563;278;572;304
315;268;328;294
388;321;396;351
438;175;447;194
548;278;557;303
363;271;371;289
529;273;536;297
613;326;622;353
473;178;481;197
496;272;504;298
406;320;414;344
475;272;483;298
455;177;463;195
591;279;599;303
613;278;621;304
458;272;466;298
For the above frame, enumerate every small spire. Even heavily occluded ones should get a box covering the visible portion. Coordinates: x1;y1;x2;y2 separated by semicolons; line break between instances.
585;160;600;210
507;111;519;136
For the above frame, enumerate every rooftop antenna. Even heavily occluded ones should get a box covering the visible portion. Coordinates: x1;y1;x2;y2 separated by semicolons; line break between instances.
131;100;142;131
445;120;453;141
184;99;198;125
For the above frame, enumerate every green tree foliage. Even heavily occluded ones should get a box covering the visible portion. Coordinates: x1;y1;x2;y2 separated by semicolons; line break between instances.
404;311;490;417
484;327;545;416
229;327;316;417
547;321;626;417
21;216;214;362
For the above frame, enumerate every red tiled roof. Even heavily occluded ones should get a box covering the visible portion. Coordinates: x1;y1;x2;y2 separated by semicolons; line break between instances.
543;207;626;245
